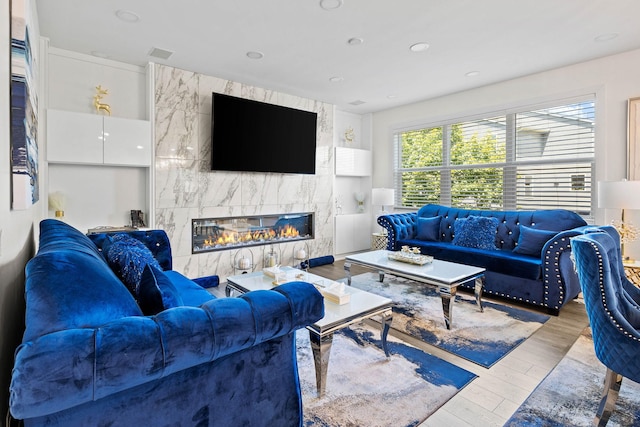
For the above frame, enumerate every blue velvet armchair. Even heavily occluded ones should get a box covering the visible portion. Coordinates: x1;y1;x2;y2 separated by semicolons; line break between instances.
10;219;324;426
571;226;640;426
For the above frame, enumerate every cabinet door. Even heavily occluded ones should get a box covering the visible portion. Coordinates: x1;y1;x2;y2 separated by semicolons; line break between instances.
47;109;104;164
335;147;372;176
335;214;371;254
103;116;151;166
335;215;353;254
352;217;372;251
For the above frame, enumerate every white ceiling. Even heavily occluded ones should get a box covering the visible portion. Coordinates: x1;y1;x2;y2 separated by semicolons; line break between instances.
35;0;640;114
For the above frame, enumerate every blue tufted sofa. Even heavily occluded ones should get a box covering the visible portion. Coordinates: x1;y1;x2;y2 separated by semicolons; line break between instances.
378;204;589;313
9;219;324;426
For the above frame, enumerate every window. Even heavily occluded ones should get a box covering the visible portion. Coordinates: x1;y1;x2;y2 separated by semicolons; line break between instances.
394;98;595;216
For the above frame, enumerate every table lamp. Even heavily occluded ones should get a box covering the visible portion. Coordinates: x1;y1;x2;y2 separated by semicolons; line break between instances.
597;180;640;260
372;188;395;234
372;188;395;215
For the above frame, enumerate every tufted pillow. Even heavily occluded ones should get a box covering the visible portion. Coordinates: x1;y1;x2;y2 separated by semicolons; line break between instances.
106;234;162;298
138;265;183;315
513;225;557;256
416;216;442;241
452;216;498;250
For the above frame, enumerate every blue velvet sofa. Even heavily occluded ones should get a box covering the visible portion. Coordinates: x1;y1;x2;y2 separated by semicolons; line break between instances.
9;219;324;426
378;204;589;313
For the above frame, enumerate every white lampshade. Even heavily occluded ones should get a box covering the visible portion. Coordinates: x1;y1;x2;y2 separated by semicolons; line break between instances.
597;180;640;209
372;188;395;207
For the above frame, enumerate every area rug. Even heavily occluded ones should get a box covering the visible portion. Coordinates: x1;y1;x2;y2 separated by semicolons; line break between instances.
505;328;640;426
296;323;476;427
348;272;550;368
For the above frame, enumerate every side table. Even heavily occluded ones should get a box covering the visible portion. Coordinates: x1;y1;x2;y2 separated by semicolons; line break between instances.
371;232;388;250
624;260;640;287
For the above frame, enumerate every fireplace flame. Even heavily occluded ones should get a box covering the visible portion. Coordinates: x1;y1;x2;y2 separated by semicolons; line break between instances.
204;225;301;249
193;213;313;253
279;224;299;238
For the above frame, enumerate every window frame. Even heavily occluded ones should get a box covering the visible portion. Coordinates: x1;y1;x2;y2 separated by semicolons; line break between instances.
392;95;596;217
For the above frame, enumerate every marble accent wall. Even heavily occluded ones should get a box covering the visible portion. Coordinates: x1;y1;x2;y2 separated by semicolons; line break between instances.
154;64;334;280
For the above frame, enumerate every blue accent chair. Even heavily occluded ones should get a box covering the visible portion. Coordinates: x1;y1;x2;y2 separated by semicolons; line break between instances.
571;226;640;426
10;219;324;426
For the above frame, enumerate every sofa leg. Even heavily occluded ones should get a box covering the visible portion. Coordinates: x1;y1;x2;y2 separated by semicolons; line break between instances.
547;307;560;316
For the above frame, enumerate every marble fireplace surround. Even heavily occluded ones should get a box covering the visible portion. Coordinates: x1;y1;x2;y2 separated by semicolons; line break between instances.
153;64;334;281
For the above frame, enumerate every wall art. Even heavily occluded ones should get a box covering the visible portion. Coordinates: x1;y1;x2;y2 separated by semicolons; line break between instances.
10;0;39;209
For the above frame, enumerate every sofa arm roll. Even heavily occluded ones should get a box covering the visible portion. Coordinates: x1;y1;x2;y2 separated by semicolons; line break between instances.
10;329;97;420
377;213;418;250
198;281;324;360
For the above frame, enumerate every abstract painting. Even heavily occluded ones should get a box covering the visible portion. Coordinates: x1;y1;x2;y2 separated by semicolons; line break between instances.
10;0;39;210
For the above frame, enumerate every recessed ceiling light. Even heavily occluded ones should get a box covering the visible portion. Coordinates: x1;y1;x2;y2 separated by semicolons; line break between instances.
329;76;344;83
246;51;264;59
115;9;140;23
347;37;364;46
349;100;366;106
387;94;397;99
320;0;343;10
465;71;480;77
594;32;619;42
409;42;430;52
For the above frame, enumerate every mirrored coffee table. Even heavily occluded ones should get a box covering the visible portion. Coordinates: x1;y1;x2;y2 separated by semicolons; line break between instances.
345;250;485;330
226;267;393;397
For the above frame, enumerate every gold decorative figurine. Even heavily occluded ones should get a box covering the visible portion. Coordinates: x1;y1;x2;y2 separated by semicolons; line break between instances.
93;85;111;115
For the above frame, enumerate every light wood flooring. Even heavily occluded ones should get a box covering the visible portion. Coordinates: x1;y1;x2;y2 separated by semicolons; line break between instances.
220;259;591;427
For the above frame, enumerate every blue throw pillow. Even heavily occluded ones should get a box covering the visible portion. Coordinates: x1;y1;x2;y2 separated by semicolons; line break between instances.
138;265;183;315
513;225;557;256
106;234;161;297
416;216;442;241
452;216;499;250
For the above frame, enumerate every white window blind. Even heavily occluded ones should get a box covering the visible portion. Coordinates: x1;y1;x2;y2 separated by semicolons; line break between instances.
394;98;595;216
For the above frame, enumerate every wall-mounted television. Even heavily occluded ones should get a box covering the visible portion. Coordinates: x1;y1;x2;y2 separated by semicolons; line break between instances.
211;93;317;174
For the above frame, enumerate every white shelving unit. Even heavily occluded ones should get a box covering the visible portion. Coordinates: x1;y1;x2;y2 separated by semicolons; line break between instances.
333;111;373;256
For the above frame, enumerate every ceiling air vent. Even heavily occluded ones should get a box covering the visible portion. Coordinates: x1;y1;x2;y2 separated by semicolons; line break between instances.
148;47;174;60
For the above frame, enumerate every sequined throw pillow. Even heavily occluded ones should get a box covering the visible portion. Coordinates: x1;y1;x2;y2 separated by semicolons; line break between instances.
452;216;499;250
105;234;162;298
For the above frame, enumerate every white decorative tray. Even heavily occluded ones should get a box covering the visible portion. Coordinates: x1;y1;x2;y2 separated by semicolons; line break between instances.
388;252;434;265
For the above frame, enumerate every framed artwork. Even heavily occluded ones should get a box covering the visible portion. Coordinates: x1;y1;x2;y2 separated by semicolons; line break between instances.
628;96;640;180
10;0;39;210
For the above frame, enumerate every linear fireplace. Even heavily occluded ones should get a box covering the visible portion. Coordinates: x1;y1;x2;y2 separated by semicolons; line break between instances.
192;212;314;254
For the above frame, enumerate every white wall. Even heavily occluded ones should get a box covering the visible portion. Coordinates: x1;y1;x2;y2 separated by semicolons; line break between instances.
372;48;640;256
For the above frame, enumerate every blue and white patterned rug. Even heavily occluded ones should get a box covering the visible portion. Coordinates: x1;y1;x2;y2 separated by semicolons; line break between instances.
348;272;550;368
297;323;476;427
505;327;640;426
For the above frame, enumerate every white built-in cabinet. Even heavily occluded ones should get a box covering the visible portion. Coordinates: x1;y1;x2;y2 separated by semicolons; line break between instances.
333;111;373;256
47;109;151;166
334;214;372;254
335;147;372;177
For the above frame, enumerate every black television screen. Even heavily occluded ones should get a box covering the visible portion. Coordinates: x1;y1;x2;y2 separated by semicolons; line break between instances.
211;93;317;174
